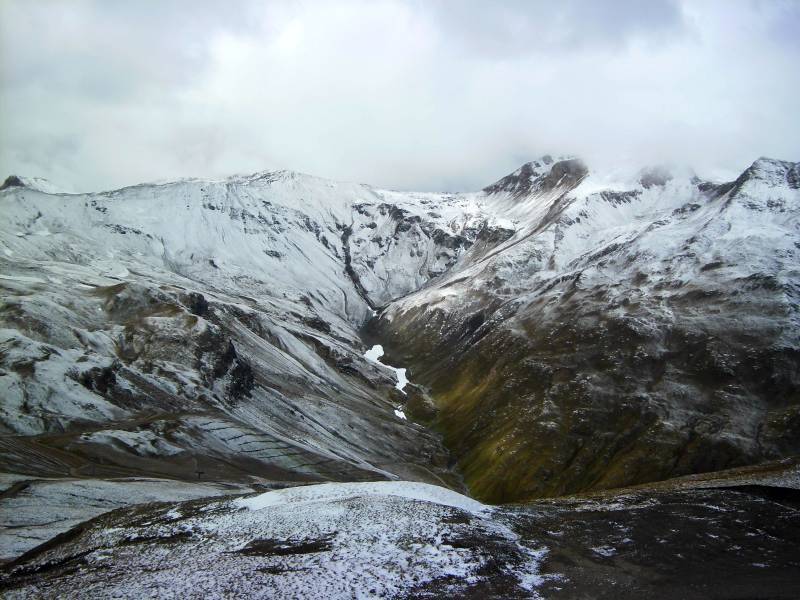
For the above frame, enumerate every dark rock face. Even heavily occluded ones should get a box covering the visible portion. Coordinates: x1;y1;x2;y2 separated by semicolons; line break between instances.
182;292;209;317
536;158;589;193
0;175;24;191
483;158;588;198
483;161;541;196
74;364;119;395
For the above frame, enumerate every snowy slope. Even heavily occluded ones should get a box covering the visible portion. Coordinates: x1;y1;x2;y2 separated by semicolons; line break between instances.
3;466;800;599
1;154;799;565
0;475;250;561
0;481;550;598
372;157;800;501
0;170;494;502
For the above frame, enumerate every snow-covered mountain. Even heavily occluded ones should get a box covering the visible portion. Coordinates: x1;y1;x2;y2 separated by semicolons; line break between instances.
0;169;491;500
1;155;799;596
373;156;800;501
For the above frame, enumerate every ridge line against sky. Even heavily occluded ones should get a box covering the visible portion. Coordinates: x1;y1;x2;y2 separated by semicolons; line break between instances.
1;0;799;194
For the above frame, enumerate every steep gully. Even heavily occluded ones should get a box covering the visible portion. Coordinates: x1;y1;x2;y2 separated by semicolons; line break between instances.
339;223;377;311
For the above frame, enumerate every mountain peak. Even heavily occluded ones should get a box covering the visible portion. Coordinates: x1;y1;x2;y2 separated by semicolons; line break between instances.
638;165;675;189
0;175;25;191
0;174;69;194
752;156;794;168
483;155;586;197
731;156;800;191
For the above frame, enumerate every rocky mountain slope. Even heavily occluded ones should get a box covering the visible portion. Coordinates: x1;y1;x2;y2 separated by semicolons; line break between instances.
0;167;498;561
371;156;800;502
1;155;799;596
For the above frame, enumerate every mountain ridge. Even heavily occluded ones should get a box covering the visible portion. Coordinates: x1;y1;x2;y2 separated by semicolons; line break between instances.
1;152;798;542
9;153;794;198
2;154;800;597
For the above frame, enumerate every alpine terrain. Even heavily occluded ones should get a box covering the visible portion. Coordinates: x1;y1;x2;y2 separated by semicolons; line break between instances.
1;156;799;598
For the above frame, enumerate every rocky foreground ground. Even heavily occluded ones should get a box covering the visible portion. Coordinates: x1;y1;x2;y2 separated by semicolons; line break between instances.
2;460;799;598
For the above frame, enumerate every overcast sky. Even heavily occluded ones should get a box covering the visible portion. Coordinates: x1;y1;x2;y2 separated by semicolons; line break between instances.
1;0;798;193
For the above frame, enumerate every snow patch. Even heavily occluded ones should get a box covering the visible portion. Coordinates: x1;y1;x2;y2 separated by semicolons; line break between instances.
235;480;488;515
394;367;408;391
364;343;385;362
591;545;617;557
364;344;410;392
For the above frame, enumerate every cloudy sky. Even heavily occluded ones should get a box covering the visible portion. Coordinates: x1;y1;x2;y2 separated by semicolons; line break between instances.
1;0;798;192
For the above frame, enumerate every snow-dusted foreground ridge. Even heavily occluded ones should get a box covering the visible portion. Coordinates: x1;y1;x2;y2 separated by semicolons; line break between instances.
4;463;800;599
1;481;551;598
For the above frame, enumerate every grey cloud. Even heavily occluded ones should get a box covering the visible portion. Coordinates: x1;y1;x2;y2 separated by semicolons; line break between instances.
0;0;798;193
426;0;687;57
